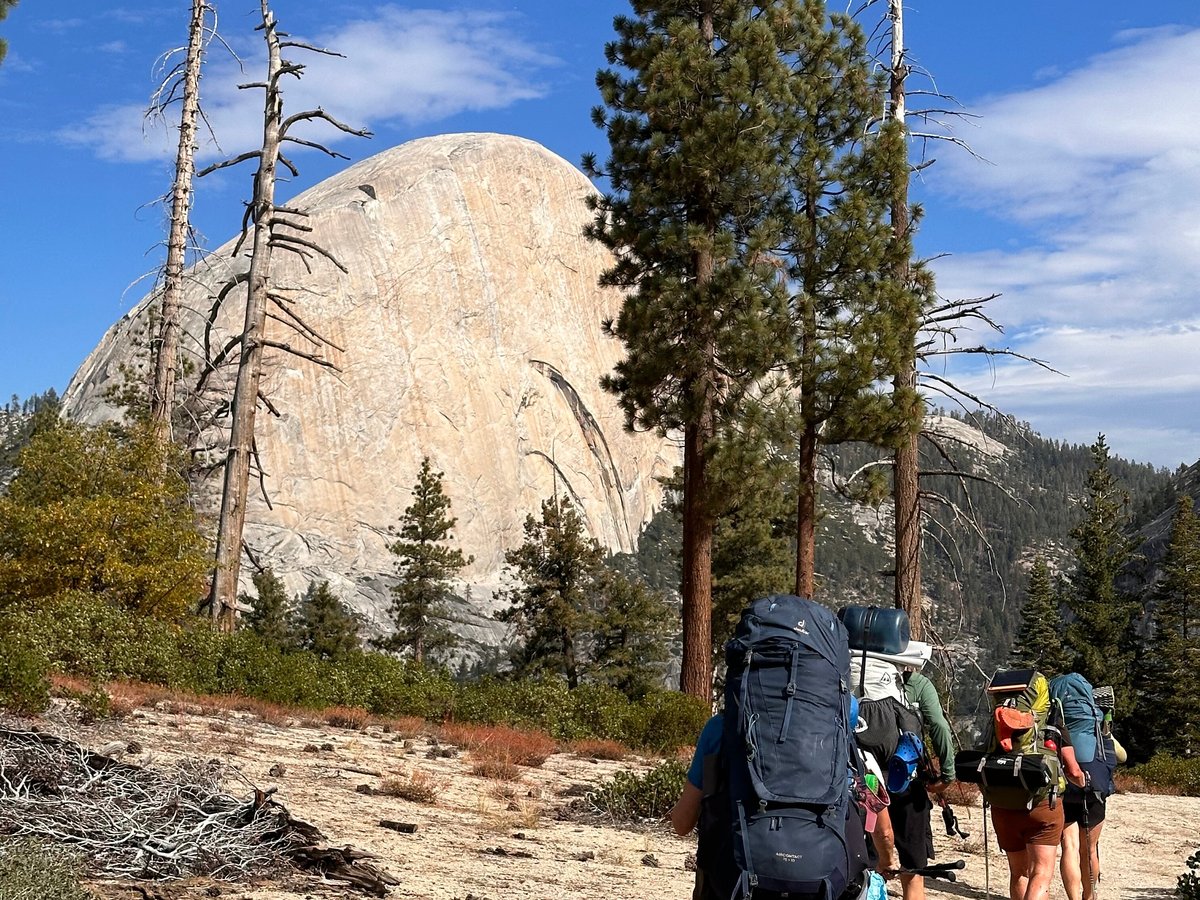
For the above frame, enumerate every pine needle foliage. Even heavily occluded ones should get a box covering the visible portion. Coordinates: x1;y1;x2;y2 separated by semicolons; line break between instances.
1140;496;1200;756
584;0;802;696
1010;555;1071;677
240;568;293;649
377;458;472;664
294;580;360;661
1063;435;1141;714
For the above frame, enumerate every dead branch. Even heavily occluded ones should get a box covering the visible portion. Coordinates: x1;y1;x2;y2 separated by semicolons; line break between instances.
269;234;348;273
259;340;339;369
197;150;262;178
281;108;372;139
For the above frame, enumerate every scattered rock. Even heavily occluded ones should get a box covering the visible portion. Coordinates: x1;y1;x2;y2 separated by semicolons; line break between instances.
268;762;287;777
575;850;596;862
302;744;320;753
205;887;222;897
642;853;661;868
684;853;698;872
512;832;526;840
355;784;375;796
319;742;335;752
483;846;534;859
125;741;143;755
379;820;418;834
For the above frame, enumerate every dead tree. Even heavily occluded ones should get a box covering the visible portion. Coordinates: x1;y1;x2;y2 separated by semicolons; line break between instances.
204;0;368;629
148;0;212;440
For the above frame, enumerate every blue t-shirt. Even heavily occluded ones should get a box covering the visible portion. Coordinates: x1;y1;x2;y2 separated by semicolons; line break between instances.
687;714;724;788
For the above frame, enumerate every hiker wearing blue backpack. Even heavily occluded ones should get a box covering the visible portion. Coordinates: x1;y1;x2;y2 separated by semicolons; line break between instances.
1049;675;1122;900
671;595;880;900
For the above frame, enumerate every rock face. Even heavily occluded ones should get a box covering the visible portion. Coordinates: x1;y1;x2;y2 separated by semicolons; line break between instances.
63;133;678;651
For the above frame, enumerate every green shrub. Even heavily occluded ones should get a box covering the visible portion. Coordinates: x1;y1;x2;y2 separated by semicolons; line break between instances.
623;690;710;752
586;759;688;822
0;626;50;715
1128;754;1200;796
1180;847;1200;900
0;838;93;900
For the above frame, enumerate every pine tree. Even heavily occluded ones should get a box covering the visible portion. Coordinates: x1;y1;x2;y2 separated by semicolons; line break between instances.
0;1;19;65
584;1;797;697
776;3;919;599
240;568;293;649
497;498;605;689
377;458;472;665
1141;496;1200;755
1010;555;1071;676
294;580;361;661
1064;435;1140;714
591;570;674;699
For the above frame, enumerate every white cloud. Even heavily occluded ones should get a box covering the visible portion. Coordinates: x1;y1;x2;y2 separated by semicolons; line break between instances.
926;27;1200;467
99;40;129;54
60;6;557;164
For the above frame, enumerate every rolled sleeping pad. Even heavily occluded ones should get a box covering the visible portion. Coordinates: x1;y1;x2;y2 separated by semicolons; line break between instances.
839;606;911;655
859;640;933;671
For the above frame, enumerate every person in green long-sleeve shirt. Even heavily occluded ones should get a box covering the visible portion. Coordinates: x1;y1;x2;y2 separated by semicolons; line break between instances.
903;670;956;784
887;669;956;900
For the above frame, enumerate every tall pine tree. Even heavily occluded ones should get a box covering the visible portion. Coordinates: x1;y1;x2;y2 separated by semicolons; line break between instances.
378;458;472;665
1064;435;1140;714
775;3;920;596
585;1;796;697
1140;496;1200;756
591;570;674;698
1010;555;1071;676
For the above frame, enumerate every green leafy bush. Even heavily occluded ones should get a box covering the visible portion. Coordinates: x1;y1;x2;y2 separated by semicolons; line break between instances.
1128;754;1200;796
1179;847;1200;900
587;759;688;822
0;627;50;715
0;838;93;900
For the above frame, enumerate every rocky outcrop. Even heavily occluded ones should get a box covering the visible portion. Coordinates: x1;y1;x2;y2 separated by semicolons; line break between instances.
62;133;678;650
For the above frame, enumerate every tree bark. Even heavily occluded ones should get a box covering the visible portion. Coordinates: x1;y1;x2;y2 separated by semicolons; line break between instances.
150;0;207;440
208;0;285;630
887;0;924;640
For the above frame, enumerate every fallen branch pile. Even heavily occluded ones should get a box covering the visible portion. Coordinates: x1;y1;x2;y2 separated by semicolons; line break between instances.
0;728;398;895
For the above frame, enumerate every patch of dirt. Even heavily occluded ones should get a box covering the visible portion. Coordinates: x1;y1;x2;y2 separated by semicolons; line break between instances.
57;704;1195;900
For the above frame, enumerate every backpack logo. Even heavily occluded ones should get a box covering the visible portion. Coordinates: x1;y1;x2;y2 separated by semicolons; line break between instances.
793;619;809;635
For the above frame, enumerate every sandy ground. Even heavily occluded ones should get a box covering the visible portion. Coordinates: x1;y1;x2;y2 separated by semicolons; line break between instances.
32;701;1193;900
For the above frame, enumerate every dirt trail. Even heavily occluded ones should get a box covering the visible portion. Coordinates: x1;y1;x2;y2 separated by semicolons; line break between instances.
54;704;1191;900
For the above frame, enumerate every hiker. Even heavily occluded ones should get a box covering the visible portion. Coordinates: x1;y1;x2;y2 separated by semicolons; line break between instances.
957;670;1088;900
895;667;958;900
1050;675;1121;900
672;594;876;900
841;605;954;900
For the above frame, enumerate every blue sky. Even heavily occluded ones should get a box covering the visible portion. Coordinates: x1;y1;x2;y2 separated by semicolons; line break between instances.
1;1;1198;468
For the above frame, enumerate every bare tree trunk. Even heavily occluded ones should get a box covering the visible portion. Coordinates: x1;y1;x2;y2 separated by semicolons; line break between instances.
795;424;817;598
150;0;207;440
887;0;924;640
208;1;285;630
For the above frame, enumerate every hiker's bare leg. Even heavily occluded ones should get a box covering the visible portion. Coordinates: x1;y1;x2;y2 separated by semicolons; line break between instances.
1082;820;1104;900
1061;822;1083;900
1005;848;1030;900
1022;842;1058;900
899;872;925;900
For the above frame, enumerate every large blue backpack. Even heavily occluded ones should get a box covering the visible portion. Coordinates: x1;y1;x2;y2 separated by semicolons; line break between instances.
698;595;858;900
1048;673;1116;798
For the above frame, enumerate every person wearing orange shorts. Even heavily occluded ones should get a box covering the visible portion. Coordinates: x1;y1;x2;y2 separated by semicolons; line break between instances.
991;706;1087;900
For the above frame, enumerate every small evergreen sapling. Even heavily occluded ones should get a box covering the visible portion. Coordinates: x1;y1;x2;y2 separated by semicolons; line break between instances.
378;458;472;664
294;580;360;661
1010;555;1071;677
240;567;294;649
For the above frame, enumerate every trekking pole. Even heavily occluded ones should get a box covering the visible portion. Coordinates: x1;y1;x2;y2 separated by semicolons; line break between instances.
900;860;965;882
983;799;991;900
1082;779;1097;900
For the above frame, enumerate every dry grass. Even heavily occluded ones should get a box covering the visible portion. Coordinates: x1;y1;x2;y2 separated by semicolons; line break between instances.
439;723;557;768
1114;772;1181;795
471;759;523;782
568;738;630;761
379;767;448;804
323;706;371;730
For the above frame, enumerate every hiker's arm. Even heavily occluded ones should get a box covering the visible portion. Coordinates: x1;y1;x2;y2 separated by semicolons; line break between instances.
909;674;956;781
671;782;703;836
1060;745;1086;788
872;808;898;879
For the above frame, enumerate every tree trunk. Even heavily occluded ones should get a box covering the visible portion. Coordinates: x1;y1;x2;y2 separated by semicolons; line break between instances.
680;416;714;698
888;0;923;640
677;0;718;701
794;423;817;598
150;0;206;440
562;627;579;690
208;0;284;631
